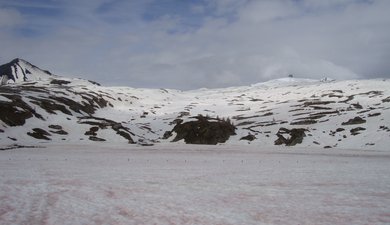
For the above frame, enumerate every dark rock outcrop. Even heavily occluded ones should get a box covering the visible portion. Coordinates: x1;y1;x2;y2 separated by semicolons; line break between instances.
341;116;366;125
89;136;106;142
274;127;306;146
162;131;173;139
240;134;256;141
0;94;43;126
48;125;68;135
350;127;366;135
50;79;71;85
382;96;390;103
27;128;51;140
171;115;236;145
79;117;135;143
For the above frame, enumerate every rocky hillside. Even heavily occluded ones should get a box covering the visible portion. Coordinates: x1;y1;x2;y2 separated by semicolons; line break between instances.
1;59;389;149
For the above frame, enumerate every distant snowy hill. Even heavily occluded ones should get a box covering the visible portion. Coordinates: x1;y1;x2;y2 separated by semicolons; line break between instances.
1;59;389;150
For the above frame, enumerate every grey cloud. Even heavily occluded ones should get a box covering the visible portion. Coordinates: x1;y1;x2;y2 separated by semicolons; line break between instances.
0;0;389;90
0;8;23;27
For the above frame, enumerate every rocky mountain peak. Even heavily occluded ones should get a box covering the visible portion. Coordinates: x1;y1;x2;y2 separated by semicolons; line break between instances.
0;58;53;85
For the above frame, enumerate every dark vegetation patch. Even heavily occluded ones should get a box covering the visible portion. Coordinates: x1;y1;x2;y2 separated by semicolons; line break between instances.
232;112;273;121
350;103;363;109
336;128;345;132
274;127;306;146
240;134;256;141
368;112;381;117
321;91;343;98
138;123;156;134
290;111;339;125
292;112;311;117
341;116;366;125
16;85;49;93
78;117;134;143
350;127;366;135
327;94;343;98
379;126;390;132
245;120;288;130
249;98;263;102
95;91;116;101
49;95;98;115
242;127;261;135
89;136;106;142
255;109;273;113
48;124;62;130
50;79;71;85
137;139;154;146
116;130;134;142
358;109;371;114
382;96;390;103
162;131;173;139
51;129;68;135
29;96;72;115
288;105;305;112
169;118;183;125
48;124;68;135
303;101;335;107
300;115;326;121
0;94;43;126
0;144;43;151
339;95;355;103
275;100;289;105
170;115;236;145
290;120;318;125
85;126;99;136
236;107;251;112
177;111;190;118
341;91;383;104
88;80;101;86
79;92;110;108
236;121;255;127
310;111;339;116
361;90;382;97
1;85;111;128
310;106;333;110
27;128;51;140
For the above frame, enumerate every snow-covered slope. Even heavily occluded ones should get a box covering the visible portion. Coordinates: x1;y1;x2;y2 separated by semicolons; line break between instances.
1;59;389;150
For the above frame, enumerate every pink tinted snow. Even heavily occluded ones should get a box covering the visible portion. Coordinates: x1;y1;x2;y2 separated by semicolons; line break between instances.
0;144;389;225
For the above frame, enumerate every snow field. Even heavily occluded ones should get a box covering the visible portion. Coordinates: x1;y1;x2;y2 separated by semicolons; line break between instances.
1;144;389;225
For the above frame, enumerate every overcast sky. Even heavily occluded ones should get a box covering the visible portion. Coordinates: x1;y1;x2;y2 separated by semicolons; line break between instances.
1;0;389;89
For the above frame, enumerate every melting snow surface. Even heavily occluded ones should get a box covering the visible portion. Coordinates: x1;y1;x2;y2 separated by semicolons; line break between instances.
1;144;389;225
